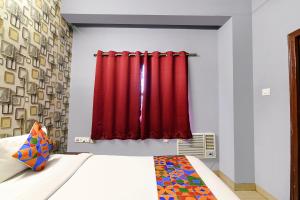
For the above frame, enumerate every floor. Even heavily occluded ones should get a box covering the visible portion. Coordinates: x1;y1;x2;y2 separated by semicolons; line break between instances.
215;172;269;200
235;191;267;200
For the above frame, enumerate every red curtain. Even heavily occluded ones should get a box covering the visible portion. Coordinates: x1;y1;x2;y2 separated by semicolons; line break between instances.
92;50;192;140
141;51;192;139
91;51;142;140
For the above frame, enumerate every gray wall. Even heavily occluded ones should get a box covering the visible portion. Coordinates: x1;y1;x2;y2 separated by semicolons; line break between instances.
232;15;255;184
68;27;219;168
218;18;235;182
252;0;300;199
63;0;300;197
62;0;250;16
64;0;255;183
217;15;255;184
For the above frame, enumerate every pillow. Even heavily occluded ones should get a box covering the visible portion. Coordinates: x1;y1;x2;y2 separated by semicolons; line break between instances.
41;125;53;150
41;126;48;135
0;134;29;183
12;122;52;171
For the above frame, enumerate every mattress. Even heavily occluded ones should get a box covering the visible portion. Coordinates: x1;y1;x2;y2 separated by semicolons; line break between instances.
0;154;239;200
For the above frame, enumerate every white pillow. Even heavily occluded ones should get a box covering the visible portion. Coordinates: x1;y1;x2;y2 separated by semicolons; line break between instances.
41;126;48;135
0;134;29;183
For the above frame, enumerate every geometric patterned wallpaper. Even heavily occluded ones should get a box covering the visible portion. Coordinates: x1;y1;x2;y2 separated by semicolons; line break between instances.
0;0;73;153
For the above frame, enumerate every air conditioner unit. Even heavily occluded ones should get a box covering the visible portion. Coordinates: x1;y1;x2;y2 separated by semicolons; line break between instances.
177;133;216;159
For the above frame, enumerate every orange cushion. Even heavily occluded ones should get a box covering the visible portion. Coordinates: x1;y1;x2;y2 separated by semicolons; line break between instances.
12;122;52;171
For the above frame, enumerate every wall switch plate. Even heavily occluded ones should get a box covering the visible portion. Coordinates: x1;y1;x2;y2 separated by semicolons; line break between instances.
262;88;271;96
74;137;94;143
74;137;81;143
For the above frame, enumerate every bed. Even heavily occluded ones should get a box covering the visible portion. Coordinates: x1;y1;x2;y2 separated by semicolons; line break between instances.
0;153;239;200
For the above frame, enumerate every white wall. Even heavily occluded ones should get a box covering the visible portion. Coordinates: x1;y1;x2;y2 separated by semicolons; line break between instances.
68;27;219;168
252;0;300;199
218;19;235;182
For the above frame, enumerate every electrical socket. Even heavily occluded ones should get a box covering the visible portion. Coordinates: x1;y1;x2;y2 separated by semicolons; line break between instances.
262;88;271;96
74;137;94;143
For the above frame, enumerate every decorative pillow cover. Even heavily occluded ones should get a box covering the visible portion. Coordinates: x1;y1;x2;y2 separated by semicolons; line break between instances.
12;122;52;171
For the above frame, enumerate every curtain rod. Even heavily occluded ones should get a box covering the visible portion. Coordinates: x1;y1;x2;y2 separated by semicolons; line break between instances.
93;52;197;57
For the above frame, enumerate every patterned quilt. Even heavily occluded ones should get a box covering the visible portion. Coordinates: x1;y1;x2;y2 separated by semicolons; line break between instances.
154;156;217;200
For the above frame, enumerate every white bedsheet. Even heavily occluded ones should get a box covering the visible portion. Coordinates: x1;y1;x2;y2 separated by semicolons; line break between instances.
50;155;239;200
50;155;159;200
0;153;92;200
0;154;239;200
187;156;239;200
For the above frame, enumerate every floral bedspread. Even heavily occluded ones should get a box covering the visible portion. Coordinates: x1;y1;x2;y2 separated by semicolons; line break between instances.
154;156;217;200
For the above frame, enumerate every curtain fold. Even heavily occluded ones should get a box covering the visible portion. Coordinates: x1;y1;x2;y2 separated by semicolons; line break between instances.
141;51;192;139
91;50;141;140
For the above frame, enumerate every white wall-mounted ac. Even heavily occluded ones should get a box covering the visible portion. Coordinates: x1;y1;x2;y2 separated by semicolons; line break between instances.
177;133;216;159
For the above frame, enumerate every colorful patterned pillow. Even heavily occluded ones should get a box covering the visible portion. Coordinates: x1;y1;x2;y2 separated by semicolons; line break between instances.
12;122;52;171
